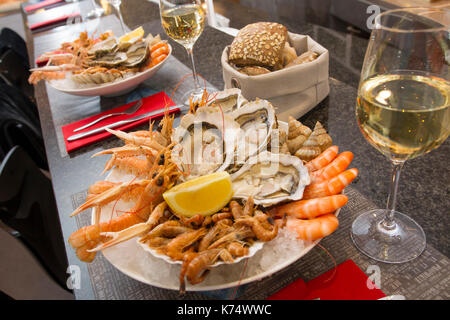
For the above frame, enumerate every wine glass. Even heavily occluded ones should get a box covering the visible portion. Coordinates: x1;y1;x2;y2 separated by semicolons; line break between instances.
159;0;207;103
108;0;127;34
87;0;105;19
351;7;449;263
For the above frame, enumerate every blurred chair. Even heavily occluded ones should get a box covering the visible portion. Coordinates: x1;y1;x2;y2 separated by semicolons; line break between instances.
0;27;34;103
0;146;70;295
0;82;47;170
0;227;73;300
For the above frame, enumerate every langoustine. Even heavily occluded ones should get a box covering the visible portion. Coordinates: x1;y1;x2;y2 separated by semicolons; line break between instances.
68;144;181;262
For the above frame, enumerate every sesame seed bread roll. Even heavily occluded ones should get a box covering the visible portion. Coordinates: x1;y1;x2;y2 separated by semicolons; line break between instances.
229;22;288;71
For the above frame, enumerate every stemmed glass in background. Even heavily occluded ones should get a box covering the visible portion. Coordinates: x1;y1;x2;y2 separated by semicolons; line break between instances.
159;0;206;102
108;0;127;34
351;8;449;263
87;0;105;19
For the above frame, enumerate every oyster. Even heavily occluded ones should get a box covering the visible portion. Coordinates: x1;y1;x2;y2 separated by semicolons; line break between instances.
207;88;247;113
171;107;239;180
71;67;123;84
231;151;310;206
123;41;149;68
231;98;277;168
87;37;118;58
88;52;128;68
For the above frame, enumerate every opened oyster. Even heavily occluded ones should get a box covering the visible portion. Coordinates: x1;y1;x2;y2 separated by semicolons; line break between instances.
88;52;128;68
207;88;248;113
71;67;123;85
231;151;310;206
123;41;149;68
87;37;118;58
172;107;239;180
231;98;277;167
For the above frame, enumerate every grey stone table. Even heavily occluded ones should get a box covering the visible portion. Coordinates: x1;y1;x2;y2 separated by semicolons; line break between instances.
21;0;448;299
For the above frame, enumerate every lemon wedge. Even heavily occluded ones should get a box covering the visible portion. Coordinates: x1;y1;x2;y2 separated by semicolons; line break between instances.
163;172;233;217
119;26;144;43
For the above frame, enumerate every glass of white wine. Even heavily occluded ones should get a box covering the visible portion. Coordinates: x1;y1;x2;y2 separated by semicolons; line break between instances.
108;0;127;34
351;7;449;263
159;0;206;102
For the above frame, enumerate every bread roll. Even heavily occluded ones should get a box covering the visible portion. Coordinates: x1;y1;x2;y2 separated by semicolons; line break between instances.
238;66;271;76
229;22;288;70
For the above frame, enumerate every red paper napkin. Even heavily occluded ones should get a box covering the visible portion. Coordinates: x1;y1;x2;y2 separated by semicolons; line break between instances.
267;260;386;300
29;12;80;32
25;0;65;12
61;92;179;153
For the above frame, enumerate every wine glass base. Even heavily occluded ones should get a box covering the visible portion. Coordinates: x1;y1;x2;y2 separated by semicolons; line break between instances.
351;209;426;263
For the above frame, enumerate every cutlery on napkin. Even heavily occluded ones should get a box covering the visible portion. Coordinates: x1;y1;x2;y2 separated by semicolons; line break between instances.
67;104;181;141
61;92;180;153
24;0;66;13
29;12;80;32
73;99;144;132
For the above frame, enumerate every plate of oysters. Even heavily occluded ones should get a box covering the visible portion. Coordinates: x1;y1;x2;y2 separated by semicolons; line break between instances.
28;27;171;97
68;88;358;292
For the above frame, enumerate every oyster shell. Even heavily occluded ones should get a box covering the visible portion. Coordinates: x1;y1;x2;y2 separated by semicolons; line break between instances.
123;41;149;68
207;88;247;113
171;107;239;180
88;52;128;68
231;98;277;167
88;37;118;58
231;151;310;206
71;68;123;84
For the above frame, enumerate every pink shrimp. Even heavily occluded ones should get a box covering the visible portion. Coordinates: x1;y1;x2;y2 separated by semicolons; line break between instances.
278;214;339;241
270;194;348;219
305;145;339;171
310;151;354;183
303;168;358;200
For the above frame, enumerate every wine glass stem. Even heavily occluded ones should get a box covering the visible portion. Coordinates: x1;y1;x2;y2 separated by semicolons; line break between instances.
382;160;405;230
185;46;200;90
114;4;126;34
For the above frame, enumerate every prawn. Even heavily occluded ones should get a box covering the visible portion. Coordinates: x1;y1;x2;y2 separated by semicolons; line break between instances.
165;228;208;260
229;200;243;220
198;220;232;252
305;145;339;171
303;168;358;199
227;242;249;257
208;226;254;249
310;151;353;183
86;180;146;203
234;216;278;242
92;145;158;160
100;154;157;177
278;214;339;241
270;195;348;219
87;202;168;252
185;249;224;285
105;128;165;151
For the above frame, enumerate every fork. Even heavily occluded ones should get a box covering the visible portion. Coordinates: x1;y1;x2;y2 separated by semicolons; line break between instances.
73;99;143;132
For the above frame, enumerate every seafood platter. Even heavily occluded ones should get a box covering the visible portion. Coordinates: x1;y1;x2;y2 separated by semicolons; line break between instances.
68;88;359;292
29;27;171;96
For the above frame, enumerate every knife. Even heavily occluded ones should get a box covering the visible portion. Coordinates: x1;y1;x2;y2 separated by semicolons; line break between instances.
67;104;182;142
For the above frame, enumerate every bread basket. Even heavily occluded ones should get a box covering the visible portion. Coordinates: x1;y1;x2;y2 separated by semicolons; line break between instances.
221;32;329;121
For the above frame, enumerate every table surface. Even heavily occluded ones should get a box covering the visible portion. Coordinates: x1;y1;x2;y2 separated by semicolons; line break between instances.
21;0;449;300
